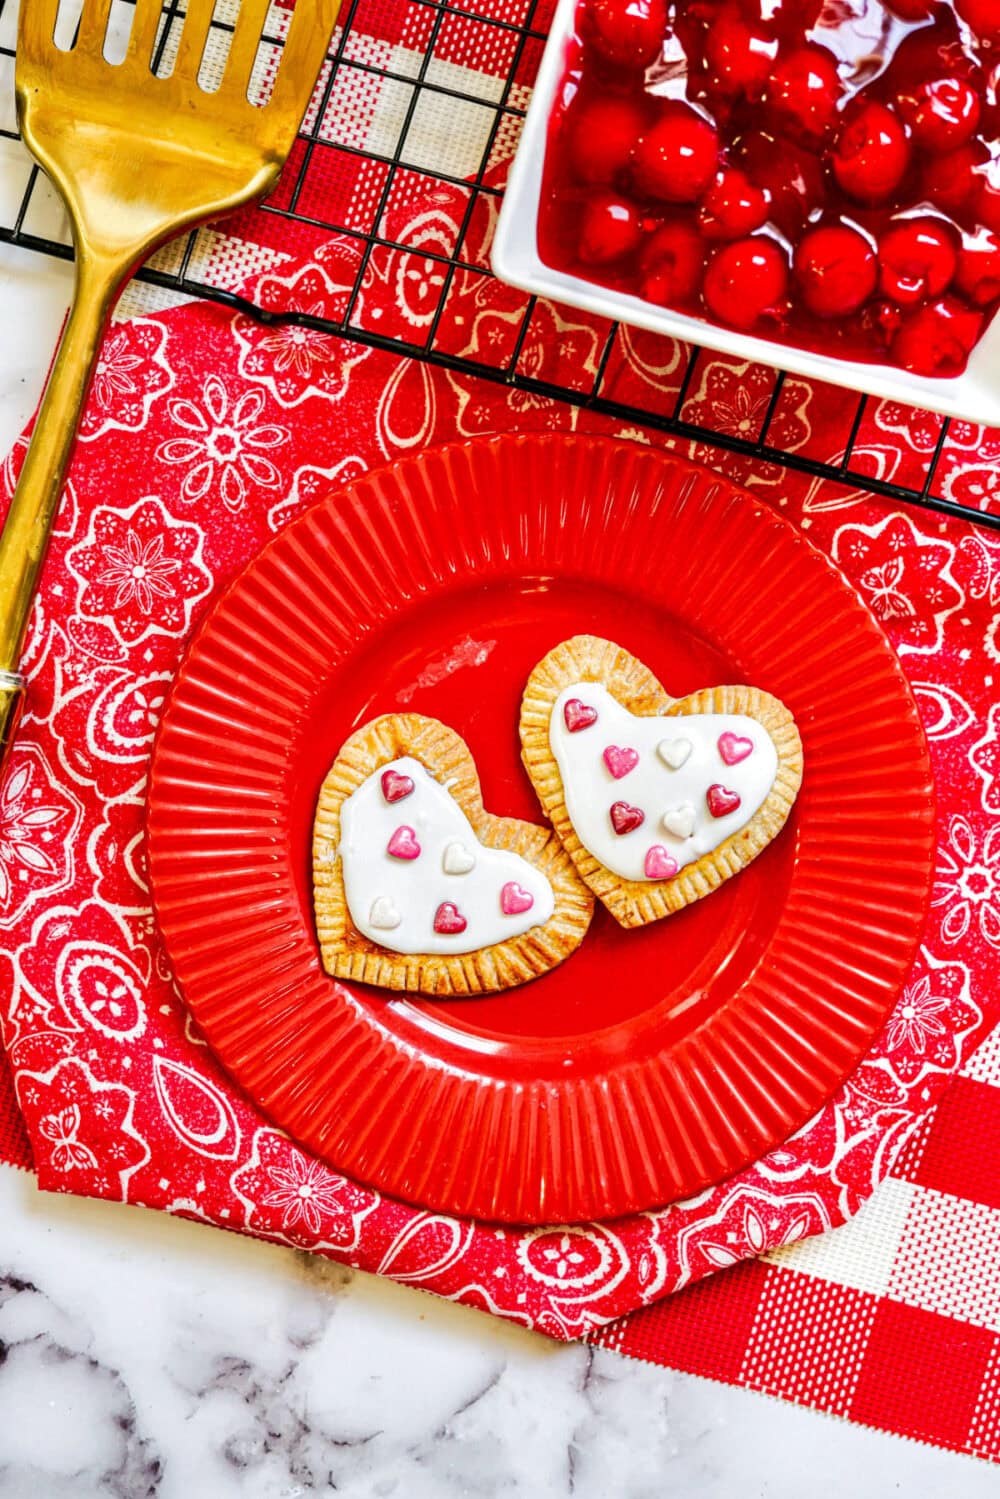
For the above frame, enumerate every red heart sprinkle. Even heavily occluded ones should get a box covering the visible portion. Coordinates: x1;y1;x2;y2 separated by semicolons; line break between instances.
707;784;741;818
387;825;421;859
564;698;599;733
500;881;534;916
610;800;645;835
381;768;415;803
717;732;754;766
603;744;640;779
433;901;467;935
644;845;679;879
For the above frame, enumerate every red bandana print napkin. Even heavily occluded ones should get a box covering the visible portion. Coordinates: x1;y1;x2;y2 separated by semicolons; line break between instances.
0;234;997;1348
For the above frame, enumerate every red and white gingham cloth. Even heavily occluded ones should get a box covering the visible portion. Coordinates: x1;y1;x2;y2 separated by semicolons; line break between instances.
2;0;1000;1463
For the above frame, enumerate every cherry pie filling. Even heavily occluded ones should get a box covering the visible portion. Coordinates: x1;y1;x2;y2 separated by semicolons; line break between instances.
537;0;1000;376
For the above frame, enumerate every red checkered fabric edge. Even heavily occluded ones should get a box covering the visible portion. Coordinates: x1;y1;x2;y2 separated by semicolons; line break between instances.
593;1057;1000;1461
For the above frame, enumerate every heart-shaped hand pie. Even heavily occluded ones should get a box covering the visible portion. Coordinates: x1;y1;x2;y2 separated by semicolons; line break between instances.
313;714;594;994
520;636;803;929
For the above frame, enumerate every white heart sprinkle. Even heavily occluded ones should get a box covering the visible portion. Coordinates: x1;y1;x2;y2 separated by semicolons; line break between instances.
369;896;401;930
442;840;476;875
657;737;692;770
662;803;696;840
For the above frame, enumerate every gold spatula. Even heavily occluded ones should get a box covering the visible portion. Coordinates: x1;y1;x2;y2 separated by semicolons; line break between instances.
0;0;339;770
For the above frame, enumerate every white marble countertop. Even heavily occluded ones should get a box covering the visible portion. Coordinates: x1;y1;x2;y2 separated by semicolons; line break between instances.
0;237;997;1499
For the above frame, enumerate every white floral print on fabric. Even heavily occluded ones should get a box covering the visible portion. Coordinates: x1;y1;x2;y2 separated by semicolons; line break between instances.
932;816;1000;952
156;375;289;511
832;512;964;655
67;497;212;647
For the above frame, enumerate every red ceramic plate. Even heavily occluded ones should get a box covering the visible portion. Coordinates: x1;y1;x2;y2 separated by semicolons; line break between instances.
148;434;935;1225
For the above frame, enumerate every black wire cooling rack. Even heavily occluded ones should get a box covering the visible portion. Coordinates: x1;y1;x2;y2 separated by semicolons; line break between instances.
1;0;998;533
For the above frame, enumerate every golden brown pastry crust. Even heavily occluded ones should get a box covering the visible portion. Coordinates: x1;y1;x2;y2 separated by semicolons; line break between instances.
519;635;803;929
313;713;594;995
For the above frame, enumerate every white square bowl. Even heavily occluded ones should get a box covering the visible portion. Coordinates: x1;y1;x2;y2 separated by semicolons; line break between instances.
493;0;1000;430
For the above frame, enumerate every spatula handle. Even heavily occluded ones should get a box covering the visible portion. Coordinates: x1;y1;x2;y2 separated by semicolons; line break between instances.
0;255;120;774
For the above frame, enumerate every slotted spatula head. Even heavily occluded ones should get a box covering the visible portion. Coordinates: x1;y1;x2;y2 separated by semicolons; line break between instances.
0;0;340;774
16;0;339;266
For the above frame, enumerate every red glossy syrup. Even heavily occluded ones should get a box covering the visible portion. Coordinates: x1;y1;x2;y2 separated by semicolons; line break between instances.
537;0;1000;376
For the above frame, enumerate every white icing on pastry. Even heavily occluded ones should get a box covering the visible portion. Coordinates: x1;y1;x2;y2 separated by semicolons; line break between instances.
340;757;555;955
549;683;779;882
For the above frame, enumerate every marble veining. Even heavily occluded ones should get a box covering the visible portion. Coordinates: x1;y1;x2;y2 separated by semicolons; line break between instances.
0;196;997;1499
0;1268;162;1497
1;1165;998;1498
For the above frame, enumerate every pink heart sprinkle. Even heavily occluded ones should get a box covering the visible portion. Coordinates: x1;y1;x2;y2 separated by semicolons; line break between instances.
433;901;467;935
610;800;645;836
381;768;415;803
387;825;421;859
603;744;639;779
707;784;741;818
718;732;754;766
644;845;679;879
564;698;598;733
500;881;534;916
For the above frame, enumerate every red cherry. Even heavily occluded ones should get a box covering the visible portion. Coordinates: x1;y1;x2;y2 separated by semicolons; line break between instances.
955;0;1000;42
980;95;1000;143
767;45;843;140
632;104;720;203
794;223;878;317
897;77;981;152
955;228;1000;305
566;95;648;187
639;219;705;304
878;217;958;306
735;130;826;237
891;298;983;376
583;0;668;68
922;142;987;214
698;167;770;240
831;102;910;204
862;298;904;344
883;24;980;99
703;236;789;329
704;7;778;97
973;161;1000;236
578;192;643;264
887;0;935;15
